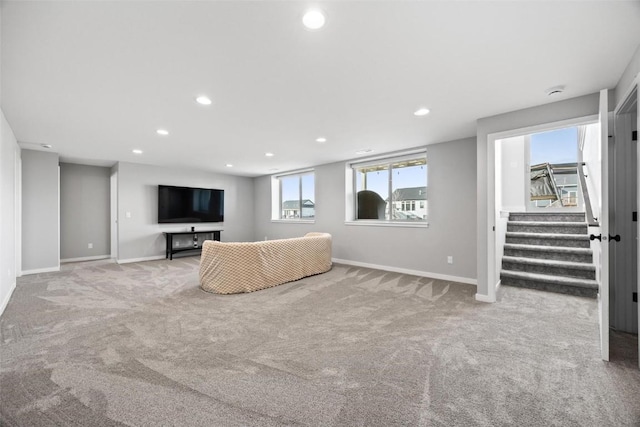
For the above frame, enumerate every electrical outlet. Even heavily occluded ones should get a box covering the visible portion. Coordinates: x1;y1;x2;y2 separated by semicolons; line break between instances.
447;256;453;264
265;236;268;241
88;243;93;249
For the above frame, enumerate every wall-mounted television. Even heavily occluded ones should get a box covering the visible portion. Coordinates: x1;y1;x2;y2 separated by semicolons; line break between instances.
158;185;224;223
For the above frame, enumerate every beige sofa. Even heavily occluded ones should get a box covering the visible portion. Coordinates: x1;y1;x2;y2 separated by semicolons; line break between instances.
199;232;332;294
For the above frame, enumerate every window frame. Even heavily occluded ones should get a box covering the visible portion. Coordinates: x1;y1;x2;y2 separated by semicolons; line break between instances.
345;149;428;227
271;169;316;223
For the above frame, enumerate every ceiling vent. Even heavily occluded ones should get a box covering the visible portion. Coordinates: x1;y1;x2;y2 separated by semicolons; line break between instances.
546;86;565;96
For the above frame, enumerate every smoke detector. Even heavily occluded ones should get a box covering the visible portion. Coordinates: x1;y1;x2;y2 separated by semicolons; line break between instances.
546;86;565;96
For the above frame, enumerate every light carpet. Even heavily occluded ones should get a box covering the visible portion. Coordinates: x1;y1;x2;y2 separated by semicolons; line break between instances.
1;257;639;426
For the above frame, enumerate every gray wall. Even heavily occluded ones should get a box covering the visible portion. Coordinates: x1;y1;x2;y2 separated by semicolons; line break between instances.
476;93;601;298
60;163;111;260
21;149;59;272
0;109;18;313
116;162;255;262
253;138;477;282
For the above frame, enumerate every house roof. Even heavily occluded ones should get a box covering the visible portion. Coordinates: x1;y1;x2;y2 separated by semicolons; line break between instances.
391;187;427;201
2;2;639;176
282;200;315;209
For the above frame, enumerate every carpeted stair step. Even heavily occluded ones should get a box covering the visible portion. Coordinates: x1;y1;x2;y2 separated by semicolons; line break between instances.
503;243;593;263
500;270;598;298
507;221;587;234
505;232;590;248
502;256;596;280
509;212;586;223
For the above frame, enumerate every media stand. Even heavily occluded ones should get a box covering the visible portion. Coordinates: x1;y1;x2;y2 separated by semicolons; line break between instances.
163;230;221;260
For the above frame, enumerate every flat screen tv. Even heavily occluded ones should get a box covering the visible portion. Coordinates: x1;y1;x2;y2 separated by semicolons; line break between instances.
158;185;224;223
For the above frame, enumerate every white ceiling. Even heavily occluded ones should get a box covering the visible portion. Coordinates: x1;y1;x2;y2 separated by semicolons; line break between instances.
2;1;640;177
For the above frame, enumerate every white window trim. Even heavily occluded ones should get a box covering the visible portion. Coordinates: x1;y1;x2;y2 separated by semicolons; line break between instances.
344;220;429;228
271;168;316;222
345;148;428;226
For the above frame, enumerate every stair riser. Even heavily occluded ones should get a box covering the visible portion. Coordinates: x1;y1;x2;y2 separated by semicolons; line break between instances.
502;261;595;280
507;224;587;234
509;214;585;222
505;236;590;248
503;248;592;263
500;276;597;298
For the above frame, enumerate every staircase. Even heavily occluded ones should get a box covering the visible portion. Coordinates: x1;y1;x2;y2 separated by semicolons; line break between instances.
500;212;599;298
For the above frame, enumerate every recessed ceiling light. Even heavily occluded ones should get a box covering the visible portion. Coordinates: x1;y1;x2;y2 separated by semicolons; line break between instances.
156;129;169;136
196;96;212;105
303;9;326;30
316;137;327;143
41;144;52;149
132;149;143;154
413;108;430;117
265;152;275;157
355;149;373;155
269;168;279;172
225;164;233;168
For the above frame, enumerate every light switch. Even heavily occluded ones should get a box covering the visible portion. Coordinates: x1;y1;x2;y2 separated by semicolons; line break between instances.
126;212;131;218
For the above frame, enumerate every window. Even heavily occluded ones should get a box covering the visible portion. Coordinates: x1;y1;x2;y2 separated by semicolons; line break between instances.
350;151;427;222
272;170;315;221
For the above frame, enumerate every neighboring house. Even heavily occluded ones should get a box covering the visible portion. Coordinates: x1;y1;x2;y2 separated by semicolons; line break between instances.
530;163;579;208
282;199;315;219
389;186;427;219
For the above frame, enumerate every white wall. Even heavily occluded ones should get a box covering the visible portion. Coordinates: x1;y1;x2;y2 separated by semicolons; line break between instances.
60;163;111;261
499;135;527;212
21;149;60;273
0;109;19;315
253;138;477;283
581;123;601;220
116;162;255;262
476;93;601;299
615;44;640;106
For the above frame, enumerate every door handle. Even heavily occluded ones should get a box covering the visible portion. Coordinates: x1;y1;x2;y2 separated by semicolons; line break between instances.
609;234;621;242
590;234;602;241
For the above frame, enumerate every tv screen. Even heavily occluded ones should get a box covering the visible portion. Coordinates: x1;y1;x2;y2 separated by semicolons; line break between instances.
158;185;224;223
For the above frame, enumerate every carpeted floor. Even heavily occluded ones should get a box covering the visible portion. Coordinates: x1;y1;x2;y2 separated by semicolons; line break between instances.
1;257;639;426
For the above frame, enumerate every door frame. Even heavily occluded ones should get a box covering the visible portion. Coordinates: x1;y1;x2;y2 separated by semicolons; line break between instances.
613;73;640;367
486;115;598;303
110;170;118;260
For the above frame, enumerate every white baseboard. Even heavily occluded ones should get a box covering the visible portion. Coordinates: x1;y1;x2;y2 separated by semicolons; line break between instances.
0;281;17;316
21;266;60;275
61;255;111;263
331;258;477;285
474;279;500;303
475;293;495;303
501;207;525;214
116;255;166;264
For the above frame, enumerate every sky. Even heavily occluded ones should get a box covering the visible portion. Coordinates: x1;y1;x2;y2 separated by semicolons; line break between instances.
282;174;314;203
530;127;578;165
